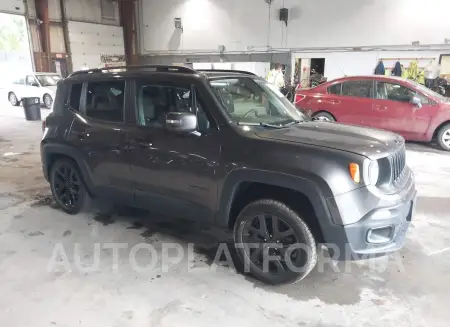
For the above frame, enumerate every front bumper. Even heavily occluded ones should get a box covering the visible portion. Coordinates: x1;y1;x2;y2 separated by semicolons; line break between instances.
321;168;416;260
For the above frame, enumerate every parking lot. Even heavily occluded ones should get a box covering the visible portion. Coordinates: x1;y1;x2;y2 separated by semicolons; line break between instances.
1;101;450;327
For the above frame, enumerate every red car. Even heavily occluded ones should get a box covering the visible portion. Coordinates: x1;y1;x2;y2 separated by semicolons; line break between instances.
295;76;450;151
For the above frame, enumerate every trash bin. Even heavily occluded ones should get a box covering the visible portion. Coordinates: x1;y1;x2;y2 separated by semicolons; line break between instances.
22;97;41;121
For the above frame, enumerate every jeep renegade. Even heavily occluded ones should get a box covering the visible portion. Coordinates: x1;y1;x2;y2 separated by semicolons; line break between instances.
41;65;416;284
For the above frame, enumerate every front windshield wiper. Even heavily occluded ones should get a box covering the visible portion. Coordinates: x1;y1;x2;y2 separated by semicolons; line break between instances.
280;120;303;127
236;121;284;129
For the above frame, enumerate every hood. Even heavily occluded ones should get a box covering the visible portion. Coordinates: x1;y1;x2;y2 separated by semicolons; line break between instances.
255;122;404;159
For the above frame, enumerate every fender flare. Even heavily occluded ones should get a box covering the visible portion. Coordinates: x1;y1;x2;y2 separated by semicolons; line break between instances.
215;169;335;232
41;143;95;194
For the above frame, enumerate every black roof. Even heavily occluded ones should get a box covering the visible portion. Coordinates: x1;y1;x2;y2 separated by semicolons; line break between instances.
67;65;257;81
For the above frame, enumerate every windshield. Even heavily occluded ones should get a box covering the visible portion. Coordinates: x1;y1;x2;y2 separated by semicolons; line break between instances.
209;77;307;126
36;74;61;87
408;79;448;101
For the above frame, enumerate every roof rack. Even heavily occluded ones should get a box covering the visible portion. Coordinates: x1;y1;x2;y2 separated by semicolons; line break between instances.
68;64;198;77
197;69;256;76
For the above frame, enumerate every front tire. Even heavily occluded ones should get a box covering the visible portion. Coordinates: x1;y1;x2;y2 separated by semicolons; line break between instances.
313;111;335;122
233;199;318;285
43;93;53;109
8;92;19;106
437;123;450;151
50;159;87;214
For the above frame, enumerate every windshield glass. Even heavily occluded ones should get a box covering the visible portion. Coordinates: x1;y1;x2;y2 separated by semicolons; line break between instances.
36;74;61;87
209;77;307;125
408;79;448;101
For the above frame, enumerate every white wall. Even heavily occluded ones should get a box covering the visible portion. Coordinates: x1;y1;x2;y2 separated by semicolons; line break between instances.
68;21;124;70
0;0;25;14
295;51;447;80
139;0;450;54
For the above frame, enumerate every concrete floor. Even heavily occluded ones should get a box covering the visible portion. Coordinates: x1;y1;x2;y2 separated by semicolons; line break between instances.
1;101;450;327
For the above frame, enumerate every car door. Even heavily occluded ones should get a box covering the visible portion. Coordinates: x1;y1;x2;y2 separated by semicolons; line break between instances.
25;75;42;99
126;77;220;223
11;76;26;99
65;79;134;201
374;81;433;139
337;80;378;127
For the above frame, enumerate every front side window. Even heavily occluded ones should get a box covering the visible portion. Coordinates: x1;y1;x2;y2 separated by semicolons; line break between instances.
136;82;212;131
85;80;125;122
209;77;305;126
376;82;416;103
341;80;374;98
26;75;38;86
36;74;61;87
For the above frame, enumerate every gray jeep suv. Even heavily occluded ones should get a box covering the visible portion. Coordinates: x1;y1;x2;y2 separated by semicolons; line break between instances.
41;65;416;284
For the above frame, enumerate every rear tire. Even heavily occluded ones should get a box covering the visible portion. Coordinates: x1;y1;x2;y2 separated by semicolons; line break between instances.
8;92;19;106
436;123;450;151
49;159;88;214
43;93;53;109
313;112;335;122
233;199;318;285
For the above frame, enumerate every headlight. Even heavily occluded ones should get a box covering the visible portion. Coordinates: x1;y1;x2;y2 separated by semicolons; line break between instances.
368;160;379;185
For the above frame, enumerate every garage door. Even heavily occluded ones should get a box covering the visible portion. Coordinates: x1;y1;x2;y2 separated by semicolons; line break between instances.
68;21;125;71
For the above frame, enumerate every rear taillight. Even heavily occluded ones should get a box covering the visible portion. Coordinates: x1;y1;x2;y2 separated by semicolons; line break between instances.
294;94;306;104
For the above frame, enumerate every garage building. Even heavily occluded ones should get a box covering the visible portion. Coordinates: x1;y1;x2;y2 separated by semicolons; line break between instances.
0;1;450;327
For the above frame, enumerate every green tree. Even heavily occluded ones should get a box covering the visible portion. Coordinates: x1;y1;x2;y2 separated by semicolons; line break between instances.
0;15;27;52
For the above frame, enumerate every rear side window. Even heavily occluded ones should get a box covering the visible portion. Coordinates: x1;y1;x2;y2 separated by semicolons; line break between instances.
85;80;125;122
69;83;82;110
342;80;374;98
328;83;341;95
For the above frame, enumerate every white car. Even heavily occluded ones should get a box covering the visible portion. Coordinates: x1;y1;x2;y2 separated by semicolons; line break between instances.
7;72;62;109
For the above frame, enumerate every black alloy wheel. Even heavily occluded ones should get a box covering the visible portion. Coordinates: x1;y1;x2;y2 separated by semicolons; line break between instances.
50;159;87;214
234;199;317;285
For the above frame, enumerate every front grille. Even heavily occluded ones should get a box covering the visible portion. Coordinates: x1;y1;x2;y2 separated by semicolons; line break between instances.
388;146;406;185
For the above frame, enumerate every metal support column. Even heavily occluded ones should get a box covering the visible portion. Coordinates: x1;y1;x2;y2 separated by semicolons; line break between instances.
34;0;51;71
119;0;138;65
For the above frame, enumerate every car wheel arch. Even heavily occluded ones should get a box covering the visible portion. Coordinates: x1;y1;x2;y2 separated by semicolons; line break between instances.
215;169;335;242
42;144;95;195
313;110;337;121
432;120;450;139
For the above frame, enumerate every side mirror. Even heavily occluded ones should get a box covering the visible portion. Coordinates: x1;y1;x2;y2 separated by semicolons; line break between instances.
411;96;422;109
165;112;198;133
31;82;39;87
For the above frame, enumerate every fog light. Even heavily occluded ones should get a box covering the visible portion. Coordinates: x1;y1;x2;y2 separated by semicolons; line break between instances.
367;226;394;244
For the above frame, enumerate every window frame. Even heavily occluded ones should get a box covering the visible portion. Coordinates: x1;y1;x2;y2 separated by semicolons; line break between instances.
100;0;116;20
132;78;217;132
374;80;433;105
26;75;39;86
74;79;128;124
67;82;84;112
327;83;342;95
340;79;375;99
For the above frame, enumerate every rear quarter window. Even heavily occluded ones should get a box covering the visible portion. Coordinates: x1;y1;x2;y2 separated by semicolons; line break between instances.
327;83;341;95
